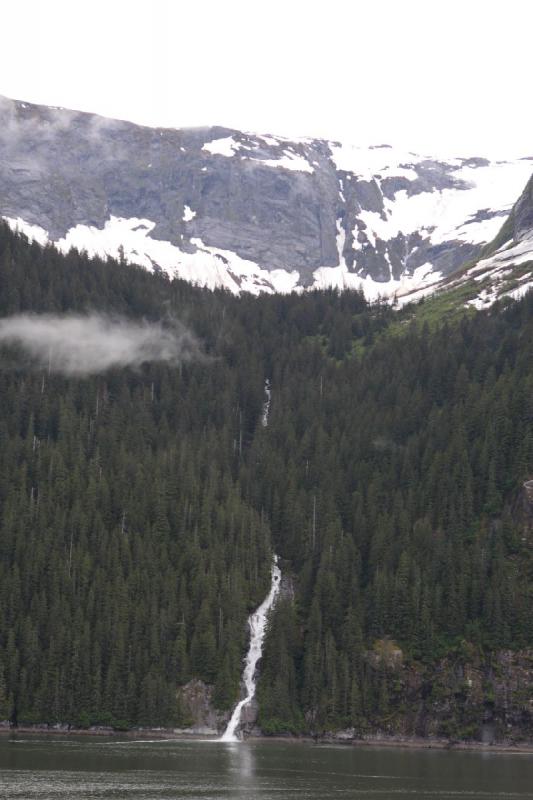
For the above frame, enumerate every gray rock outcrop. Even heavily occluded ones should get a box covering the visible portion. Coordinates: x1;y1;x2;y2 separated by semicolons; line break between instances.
1;95;531;296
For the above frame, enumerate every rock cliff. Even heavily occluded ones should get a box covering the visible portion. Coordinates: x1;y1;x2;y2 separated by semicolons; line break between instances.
1;95;531;298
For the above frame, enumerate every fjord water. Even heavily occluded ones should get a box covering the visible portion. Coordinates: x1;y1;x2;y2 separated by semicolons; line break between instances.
1;736;533;800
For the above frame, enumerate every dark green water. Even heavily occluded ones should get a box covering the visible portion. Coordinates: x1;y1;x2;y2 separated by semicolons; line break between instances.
1;735;533;799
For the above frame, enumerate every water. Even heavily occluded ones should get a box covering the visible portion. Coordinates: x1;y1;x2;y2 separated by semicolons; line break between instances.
221;558;281;741
1;735;533;799
261;379;271;427
220;377;279;739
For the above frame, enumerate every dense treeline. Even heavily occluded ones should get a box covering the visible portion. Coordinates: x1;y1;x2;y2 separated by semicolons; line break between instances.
0;221;532;733
256;301;533;732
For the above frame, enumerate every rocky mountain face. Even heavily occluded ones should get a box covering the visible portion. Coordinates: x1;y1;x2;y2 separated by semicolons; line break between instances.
512;174;533;237
326;644;533;745
403;173;533;310
1;94;532;298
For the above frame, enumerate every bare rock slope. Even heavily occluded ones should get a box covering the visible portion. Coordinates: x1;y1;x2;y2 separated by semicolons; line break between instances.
1;95;531;299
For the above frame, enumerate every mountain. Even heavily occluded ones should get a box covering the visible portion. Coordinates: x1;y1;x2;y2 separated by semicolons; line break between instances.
1;95;532;299
452;173;533;308
398;173;533;310
1;222;533;743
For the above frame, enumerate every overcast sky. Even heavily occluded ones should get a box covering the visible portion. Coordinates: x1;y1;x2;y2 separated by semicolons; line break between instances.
1;0;532;158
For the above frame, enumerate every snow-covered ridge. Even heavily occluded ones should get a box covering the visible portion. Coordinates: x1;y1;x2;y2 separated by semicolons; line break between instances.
4;215;302;296
202;133;314;173
4;201;528;303
354;160;527;247
1;94;532;300
463;232;533;308
3;213;443;300
395;177;533;312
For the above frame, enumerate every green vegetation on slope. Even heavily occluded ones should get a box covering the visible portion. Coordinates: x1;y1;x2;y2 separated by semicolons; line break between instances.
0;222;532;737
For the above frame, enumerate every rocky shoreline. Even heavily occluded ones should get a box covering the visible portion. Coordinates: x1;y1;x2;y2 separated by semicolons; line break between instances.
2;721;533;754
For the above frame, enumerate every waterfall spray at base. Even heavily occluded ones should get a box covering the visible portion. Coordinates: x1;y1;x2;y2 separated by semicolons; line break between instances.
220;557;281;741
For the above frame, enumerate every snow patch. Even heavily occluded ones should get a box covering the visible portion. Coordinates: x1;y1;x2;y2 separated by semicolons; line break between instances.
258;134;281;147
330;144;531;250
354;159;531;249
202;136;239;157
330;142;425;180
4;216;49;247
507;279;533;301
254;150;314;173
458;233;533;309
468;232;533;275
46;216;299;296
182;205;196;222
312;261;442;304
189;236;301;294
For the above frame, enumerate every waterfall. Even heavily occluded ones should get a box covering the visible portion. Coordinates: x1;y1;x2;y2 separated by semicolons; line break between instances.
220;557;281;741
261;379;271;427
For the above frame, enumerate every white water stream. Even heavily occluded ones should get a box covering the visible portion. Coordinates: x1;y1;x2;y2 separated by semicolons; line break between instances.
261;379;271;427
220;557;281;741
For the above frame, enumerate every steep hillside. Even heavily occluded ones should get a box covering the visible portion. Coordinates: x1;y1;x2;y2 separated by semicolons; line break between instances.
399;174;533;312
1;224;533;744
1;95;531;299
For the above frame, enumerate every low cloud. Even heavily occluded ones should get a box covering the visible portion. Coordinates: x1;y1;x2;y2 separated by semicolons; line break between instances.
0;313;200;375
0;96;127;169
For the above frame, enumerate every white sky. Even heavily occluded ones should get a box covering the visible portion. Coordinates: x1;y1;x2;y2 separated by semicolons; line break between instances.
1;0;532;159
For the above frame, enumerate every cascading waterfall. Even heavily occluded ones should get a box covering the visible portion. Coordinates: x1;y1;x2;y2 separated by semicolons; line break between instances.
261;379;271;427
220;557;281;741
220;378;277;742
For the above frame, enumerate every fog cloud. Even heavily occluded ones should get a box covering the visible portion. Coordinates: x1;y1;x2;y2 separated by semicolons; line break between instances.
0;96;126;167
0;313;200;375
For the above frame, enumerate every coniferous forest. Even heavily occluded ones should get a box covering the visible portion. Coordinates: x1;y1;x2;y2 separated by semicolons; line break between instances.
0;221;532;738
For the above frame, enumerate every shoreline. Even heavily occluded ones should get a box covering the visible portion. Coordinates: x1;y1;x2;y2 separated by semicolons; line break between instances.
2;725;533;754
